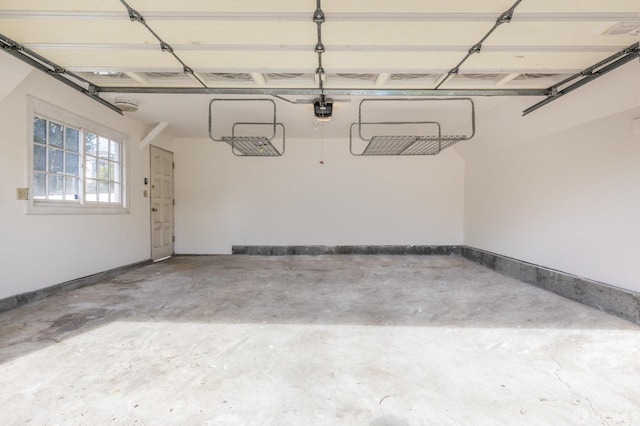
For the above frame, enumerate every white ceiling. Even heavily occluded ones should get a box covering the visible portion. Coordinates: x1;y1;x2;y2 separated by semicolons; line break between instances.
1;0;638;138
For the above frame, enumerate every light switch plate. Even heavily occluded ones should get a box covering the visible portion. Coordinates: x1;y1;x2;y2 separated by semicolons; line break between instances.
633;118;640;135
16;188;29;200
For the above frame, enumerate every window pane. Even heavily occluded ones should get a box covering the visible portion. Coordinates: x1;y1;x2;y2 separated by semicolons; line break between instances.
34;144;46;171
34;173;46;199
65;153;79;176
110;182;121;203
48;148;63;173
110;162;121;183
85;156;97;179
34;117;46;144
65;177;79;201
110;140;120;161
98;137;110;159
85;179;97;202
49;122;64;148
98;159;109;181
86;133;97;156
48;175;64;200
65;128;80;152
98;181;109;202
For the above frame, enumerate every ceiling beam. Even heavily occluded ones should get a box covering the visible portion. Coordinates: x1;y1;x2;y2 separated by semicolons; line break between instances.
140;122;169;150
495;73;521;86
96;86;547;96
433;73;450;88
251;73;267;86
21;43;630;54
1;11;637;22
67;66;584;75
125;71;148;84
375;73;391;86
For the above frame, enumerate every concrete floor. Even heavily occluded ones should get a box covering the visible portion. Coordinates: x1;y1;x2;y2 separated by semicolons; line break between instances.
0;255;638;425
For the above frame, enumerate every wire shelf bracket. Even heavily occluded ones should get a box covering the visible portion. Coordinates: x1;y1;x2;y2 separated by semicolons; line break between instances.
350;122;443;156
350;98;475;156
222;123;286;157
208;98;285;157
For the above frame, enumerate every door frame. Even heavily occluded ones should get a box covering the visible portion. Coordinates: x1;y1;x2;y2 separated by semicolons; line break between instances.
149;145;174;261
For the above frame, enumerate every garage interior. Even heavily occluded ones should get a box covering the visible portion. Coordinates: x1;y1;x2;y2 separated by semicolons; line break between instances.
1;0;639;424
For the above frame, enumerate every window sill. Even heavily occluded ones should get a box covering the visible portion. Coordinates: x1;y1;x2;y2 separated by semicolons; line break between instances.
28;201;129;215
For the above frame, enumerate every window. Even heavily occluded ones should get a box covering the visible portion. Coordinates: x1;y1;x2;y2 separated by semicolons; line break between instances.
84;133;122;204
28;98;127;214
33;117;81;202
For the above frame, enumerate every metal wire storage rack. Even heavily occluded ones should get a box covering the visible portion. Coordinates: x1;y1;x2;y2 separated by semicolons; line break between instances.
221;123;286;157
350;122;442;156
208;98;285;157
350;98;475;156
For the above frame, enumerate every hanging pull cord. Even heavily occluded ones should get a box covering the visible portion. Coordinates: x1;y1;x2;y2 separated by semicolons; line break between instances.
319;120;325;165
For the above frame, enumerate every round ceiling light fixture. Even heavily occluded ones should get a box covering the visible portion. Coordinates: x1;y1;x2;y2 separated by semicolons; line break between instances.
114;98;139;112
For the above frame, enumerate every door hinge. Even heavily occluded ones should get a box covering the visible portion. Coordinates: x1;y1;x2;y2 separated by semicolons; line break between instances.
172;162;175;170
172;199;175;206
172;235;175;242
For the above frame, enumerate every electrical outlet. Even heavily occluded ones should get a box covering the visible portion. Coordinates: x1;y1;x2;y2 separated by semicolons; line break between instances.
16;188;29;200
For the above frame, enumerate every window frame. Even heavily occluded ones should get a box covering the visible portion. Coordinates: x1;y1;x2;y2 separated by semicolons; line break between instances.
27;97;129;215
32;116;82;204
84;132;124;205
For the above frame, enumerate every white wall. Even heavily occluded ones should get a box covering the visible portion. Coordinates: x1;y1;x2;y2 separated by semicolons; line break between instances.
3;52;637;301
0;53;31;104
0;59;153;300
462;63;640;292
173;136;465;254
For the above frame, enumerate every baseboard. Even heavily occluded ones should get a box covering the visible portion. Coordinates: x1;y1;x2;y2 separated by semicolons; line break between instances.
0;259;152;314
232;245;461;256
233;244;639;324
461;246;640;325
2;247;638;325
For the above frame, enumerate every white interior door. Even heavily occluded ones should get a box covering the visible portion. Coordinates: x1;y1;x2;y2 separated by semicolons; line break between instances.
150;145;174;261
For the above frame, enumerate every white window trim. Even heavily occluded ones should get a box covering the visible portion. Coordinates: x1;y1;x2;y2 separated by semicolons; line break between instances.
27;97;130;215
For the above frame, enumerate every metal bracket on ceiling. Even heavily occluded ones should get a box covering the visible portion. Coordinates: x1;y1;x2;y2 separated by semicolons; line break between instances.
349;98;476;156
49;65;65;75
523;42;640;116
160;42;174;53
261;1;335;119
118;0;206;88
313;0;331;119
208;98;285;157
125;7;144;24
435;0;523;89
497;8;515;24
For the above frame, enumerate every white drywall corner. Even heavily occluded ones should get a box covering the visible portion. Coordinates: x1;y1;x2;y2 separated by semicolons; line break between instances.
0;53;33;104
140;122;169;150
